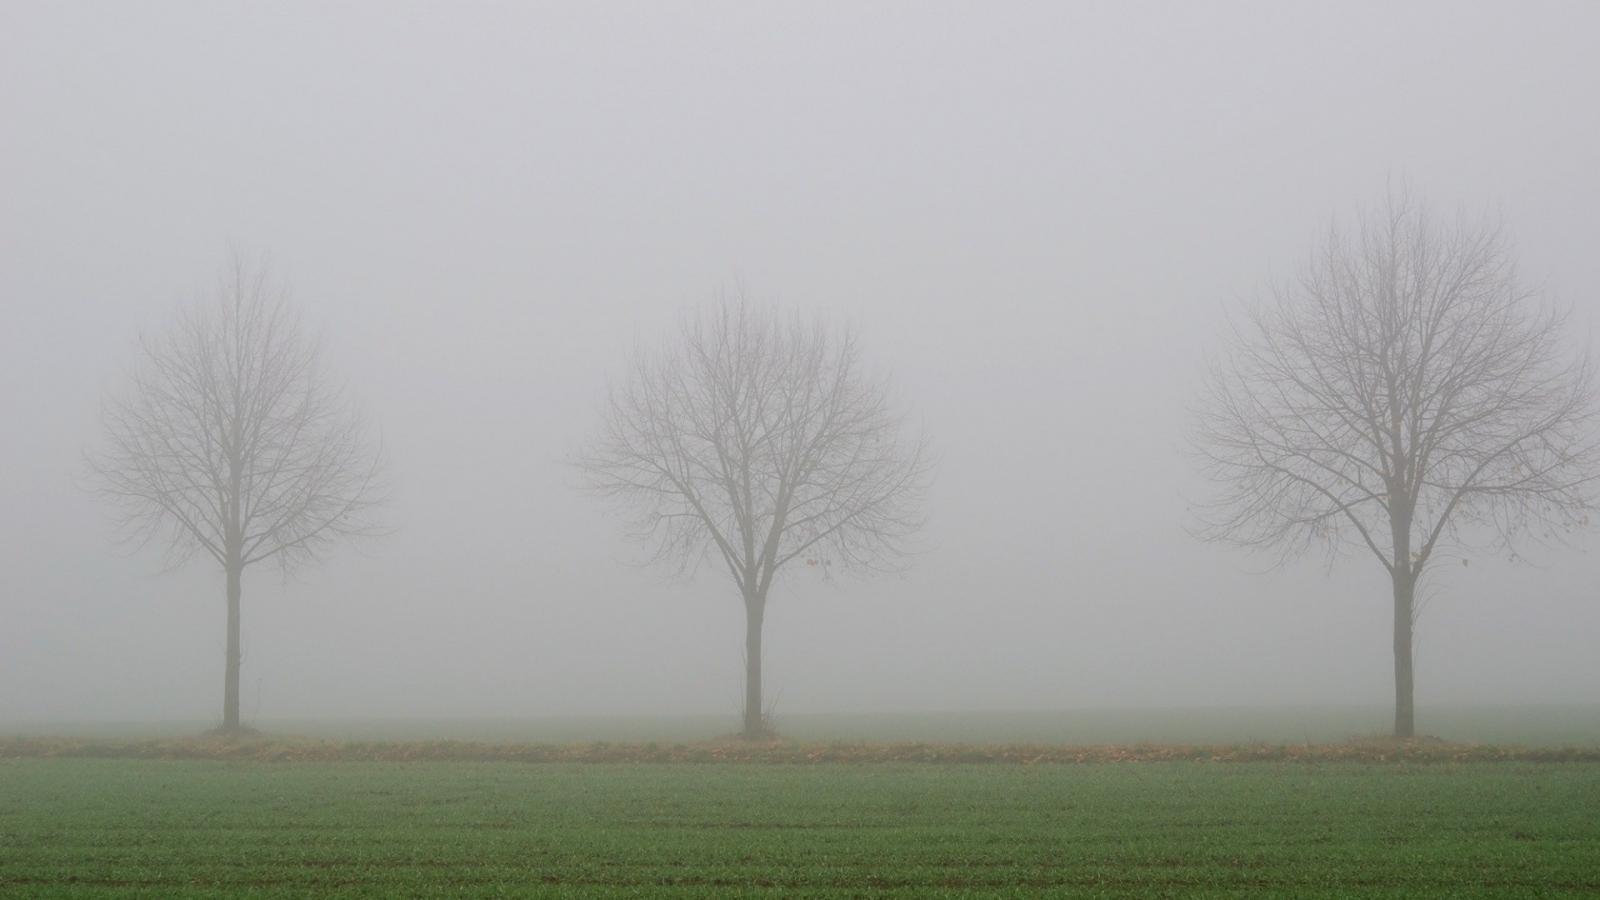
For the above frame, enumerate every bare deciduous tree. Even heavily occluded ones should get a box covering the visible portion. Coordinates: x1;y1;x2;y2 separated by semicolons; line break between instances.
1193;191;1599;737
89;258;385;732
582;299;928;738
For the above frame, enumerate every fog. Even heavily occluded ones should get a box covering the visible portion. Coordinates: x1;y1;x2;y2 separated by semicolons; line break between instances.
3;1;1598;729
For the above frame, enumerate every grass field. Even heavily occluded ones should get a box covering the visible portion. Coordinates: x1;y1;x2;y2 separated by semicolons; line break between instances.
4;757;1599;897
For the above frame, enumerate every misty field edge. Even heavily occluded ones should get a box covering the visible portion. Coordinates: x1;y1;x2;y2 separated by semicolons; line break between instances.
4;735;1600;764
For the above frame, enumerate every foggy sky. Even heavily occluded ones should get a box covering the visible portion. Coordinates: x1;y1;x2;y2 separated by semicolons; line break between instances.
3;0;1599;724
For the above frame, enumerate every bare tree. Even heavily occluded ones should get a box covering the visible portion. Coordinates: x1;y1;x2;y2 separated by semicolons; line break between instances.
89;258;384;733
1193;190;1599;738
581;299;928;738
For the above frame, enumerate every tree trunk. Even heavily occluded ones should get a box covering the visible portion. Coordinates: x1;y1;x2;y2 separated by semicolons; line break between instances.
1392;571;1415;739
223;564;242;732
742;599;765;739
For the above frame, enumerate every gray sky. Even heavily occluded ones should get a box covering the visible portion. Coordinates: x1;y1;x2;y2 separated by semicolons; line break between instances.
3;0;1598;723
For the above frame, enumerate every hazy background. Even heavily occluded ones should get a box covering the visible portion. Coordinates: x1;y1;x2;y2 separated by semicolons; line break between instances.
3;1;1598;732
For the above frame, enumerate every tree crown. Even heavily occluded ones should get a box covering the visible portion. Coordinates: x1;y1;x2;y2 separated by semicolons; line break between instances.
1193;193;1599;575
582;299;928;600
90;259;385;572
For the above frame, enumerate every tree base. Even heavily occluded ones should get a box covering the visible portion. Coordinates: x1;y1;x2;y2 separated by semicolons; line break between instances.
736;722;780;742
204;724;263;740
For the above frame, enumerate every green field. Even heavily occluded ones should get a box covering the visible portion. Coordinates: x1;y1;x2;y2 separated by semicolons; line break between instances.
4;758;1599;897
